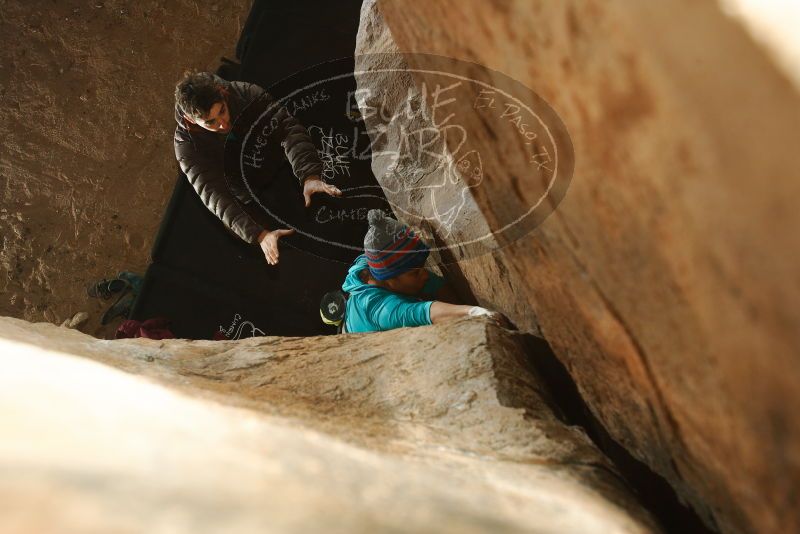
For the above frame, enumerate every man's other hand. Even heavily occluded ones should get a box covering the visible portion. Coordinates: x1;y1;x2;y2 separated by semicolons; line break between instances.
258;229;295;265
303;175;342;207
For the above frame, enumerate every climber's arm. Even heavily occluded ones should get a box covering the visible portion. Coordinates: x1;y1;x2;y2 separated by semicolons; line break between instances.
429;302;475;324
429;303;506;325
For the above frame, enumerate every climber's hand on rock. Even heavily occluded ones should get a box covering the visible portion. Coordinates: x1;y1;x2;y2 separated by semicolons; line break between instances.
468;306;511;328
467;306;494;318
303;175;342;207
258;228;295;265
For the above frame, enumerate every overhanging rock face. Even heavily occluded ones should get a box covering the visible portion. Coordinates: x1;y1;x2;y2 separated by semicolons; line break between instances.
355;1;800;533
0;316;658;533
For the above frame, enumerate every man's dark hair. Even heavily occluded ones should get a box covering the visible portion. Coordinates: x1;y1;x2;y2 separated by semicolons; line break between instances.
175;71;228;119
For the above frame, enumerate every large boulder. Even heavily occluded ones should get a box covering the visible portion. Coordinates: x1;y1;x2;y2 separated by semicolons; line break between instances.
0;316;657;533
354;1;800;533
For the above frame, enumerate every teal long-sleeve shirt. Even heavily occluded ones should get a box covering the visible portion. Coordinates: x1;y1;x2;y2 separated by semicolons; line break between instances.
341;255;445;333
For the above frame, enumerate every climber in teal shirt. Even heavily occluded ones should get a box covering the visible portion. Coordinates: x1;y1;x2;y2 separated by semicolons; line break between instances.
340;210;504;334
341;255;445;333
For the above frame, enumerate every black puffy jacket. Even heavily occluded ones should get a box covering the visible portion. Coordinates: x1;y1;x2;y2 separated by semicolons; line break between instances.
173;81;322;244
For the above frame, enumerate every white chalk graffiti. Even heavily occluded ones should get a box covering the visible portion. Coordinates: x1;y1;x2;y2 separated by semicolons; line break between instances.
219;313;266;340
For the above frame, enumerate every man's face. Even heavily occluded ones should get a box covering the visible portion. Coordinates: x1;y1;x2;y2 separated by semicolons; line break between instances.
190;100;231;134
384;267;430;296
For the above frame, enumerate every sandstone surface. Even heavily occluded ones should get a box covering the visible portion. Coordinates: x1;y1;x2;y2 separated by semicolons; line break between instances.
0;0;251;337
0;316;658;533
355;1;800;532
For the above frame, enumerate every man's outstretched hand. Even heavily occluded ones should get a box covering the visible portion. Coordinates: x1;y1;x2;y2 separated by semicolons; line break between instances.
303;175;342;207
258;229;295;265
257;176;340;265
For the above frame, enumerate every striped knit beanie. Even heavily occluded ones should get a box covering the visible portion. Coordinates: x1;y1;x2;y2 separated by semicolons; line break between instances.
364;209;429;281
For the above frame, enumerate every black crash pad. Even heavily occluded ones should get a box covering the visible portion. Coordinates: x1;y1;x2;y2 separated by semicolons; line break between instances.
129;0;387;339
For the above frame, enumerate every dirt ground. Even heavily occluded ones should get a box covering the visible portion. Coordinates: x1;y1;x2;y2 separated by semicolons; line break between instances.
0;0;252;338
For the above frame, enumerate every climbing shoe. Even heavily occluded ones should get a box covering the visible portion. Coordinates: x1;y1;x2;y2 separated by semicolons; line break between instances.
87;278;130;300
101;290;135;325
